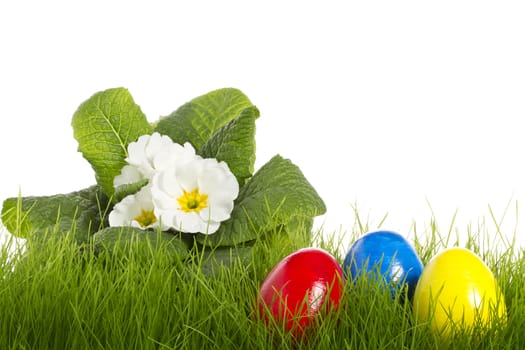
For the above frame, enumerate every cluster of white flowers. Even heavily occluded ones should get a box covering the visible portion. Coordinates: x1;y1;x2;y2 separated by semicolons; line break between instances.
108;133;239;234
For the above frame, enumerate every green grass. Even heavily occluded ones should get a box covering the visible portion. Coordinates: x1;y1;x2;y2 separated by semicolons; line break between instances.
1;208;524;349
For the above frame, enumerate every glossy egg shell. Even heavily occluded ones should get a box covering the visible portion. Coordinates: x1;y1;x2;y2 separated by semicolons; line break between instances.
342;230;423;299
258;247;344;337
413;247;507;336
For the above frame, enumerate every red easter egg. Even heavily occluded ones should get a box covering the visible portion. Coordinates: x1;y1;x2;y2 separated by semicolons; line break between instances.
258;247;344;337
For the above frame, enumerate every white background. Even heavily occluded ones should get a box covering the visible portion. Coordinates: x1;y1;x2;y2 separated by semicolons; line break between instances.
1;1;525;253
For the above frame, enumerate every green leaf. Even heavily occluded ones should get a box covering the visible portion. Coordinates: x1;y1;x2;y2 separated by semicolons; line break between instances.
1;186;110;243
93;226;190;260
200;106;259;185
113;179;149;203
196;155;326;247
154;88;253;152
196;243;254;276
71;87;152;197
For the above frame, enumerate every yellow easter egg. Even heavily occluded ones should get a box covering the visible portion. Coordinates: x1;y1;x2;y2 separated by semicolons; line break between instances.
413;247;507;337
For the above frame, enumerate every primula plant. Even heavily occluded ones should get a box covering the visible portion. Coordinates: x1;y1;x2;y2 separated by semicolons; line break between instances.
1;88;326;266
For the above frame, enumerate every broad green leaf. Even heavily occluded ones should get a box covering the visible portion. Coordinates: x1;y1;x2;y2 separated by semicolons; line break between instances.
196;243;254;276
196;155;326;247
154;88;253;152
284;215;314;236
277;215;315;245
200;106;259;185
93;226;190;260
1;186;110;243
71;88;152;197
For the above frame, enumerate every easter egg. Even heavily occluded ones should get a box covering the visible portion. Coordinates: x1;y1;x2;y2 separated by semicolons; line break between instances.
342;230;423;299
413;247;507;337
258;247;344;337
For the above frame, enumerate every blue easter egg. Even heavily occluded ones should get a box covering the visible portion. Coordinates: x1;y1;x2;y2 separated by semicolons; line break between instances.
343;230;423;299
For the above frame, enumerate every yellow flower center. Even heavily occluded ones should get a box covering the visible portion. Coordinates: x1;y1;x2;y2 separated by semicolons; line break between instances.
177;188;208;213
133;209;157;228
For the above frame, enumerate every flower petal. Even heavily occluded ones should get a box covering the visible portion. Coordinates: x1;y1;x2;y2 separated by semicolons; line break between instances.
170;212;203;233
145;132;173;161
175;161;201;193
152;142;199;172
108;185;157;230
148;156;238;234
113;165;144;187
205;201;235;223
126;134;150;166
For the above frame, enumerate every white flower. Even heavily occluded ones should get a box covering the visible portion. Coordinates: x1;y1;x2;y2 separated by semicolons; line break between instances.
126;132;175;179
151;157;239;234
113;165;143;188
113;132;199;188
108;185;158;229
110;132;238;234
